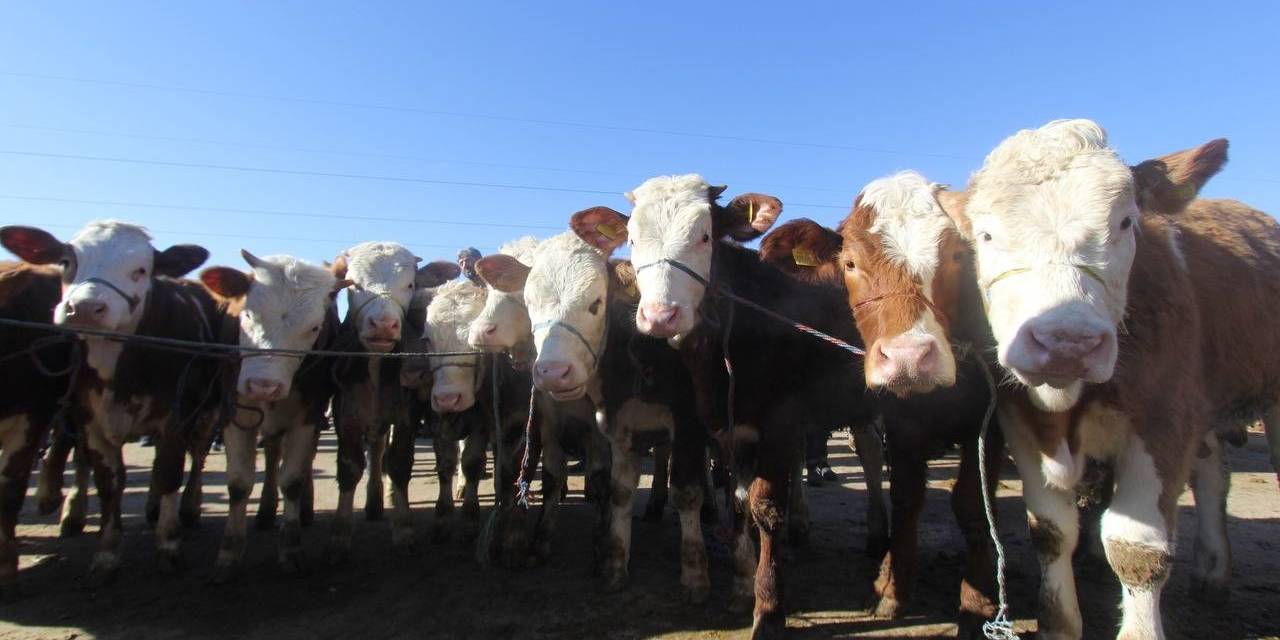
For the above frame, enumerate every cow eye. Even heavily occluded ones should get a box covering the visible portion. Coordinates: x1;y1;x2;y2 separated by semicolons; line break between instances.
979;232;993;243
310;325;321;333
843;260;856;271
588;297;602;315
701;233;710;244
952;251;967;263
131;267;147;281
58;258;70;269
1120;216;1133;231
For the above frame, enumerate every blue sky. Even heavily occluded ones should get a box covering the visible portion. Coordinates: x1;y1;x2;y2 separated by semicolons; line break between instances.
1;2;1277;274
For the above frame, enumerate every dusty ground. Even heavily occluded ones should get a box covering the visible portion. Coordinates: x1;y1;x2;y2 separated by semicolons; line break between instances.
0;426;1277;640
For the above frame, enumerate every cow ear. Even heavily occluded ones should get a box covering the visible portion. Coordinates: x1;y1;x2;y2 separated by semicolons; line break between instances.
1132;138;1228;215
332;278;354;293
715;193;782;241
200;267;252;299
416;260;461;289
933;190;973;240
330;254;349;280
155;244;209;278
475;254;531;294
0;226;67;265
570;206;629;255
760;218;842;268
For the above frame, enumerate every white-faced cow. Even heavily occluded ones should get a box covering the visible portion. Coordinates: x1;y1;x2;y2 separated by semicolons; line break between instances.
326;241;458;560
199;251;347;580
577;177;877;638
943;119;1274;639
0;261;78;594
481;227;711;600
1;221;226;582
758;171;1004;636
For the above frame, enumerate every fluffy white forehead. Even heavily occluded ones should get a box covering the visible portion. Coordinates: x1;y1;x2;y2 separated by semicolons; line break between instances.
426;279;487;349
499;236;541;266
628;174;714;213
343;241;418;285
528;231;607;306
861;171;951;278
251;255;336;292
70;219;153;250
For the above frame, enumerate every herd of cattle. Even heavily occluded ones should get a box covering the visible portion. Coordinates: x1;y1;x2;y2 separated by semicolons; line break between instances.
1;118;1278;639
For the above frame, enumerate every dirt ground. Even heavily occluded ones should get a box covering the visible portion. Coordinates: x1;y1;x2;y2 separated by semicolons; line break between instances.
0;425;1277;640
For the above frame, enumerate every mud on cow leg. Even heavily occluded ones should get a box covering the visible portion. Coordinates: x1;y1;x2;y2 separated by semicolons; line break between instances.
36;424;73;516
58;444;91;538
1104;438;1176;640
748;450;792;640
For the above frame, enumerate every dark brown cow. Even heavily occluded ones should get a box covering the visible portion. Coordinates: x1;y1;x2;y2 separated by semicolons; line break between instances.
0;261;77;594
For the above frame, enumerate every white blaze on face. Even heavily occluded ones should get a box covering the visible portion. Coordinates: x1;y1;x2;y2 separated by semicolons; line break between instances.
524;232;609;401
625;174;717;338
967;120;1137;411
858;172;957;391
468;236;539;352
342;242;419;352
236;256;337;401
56;221;157;332
423;279;487;413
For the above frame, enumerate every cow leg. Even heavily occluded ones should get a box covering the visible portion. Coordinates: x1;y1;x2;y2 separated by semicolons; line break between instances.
256;436;281;531
728;441;759;615
1103;436;1179;640
432;436;459;542
213;425;257;583
36;423;73;516
496;419;529;568
364;429;386;521
457;428;487;541
86;428;126;584
786;449;809;547
327;416;367;563
385;419;416;553
152;431;188;573
748;439;793;639
62;444;92;537
601;437;640;592
584;425;612;564
852;421;889;557
1004;415;1082;640
277;421;318;573
642;442;670;522
1190;432;1231;603
299;426;319;527
180;424;213;529
951;437;1001;639
873;447;926;620
701;447;718;524
671;424;709;605
532;433;567;564
0;417;39;596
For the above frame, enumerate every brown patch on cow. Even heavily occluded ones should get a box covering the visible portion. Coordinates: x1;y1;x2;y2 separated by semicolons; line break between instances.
0;261;59;304
758;218;844;289
1028;514;1065;560
607;260;640;304
1105;539;1172;589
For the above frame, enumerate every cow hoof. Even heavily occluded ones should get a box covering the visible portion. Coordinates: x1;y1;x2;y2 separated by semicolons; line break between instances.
365;504;384;522
255;512;277;531
59;517;85;539
641;501;665;523
157;550;185;575
599;568;629;594
727;590;754;615
750;615;786;640
211;562;239;585
865;534;890;559
873;595;903;619
681;583;710;606
1191;576;1231;605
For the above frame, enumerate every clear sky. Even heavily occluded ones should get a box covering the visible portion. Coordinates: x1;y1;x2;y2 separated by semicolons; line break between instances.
2;2;1277;273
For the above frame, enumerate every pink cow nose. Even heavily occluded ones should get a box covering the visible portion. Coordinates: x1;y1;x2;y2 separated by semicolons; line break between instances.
534;361;573;383
639;303;680;333
433;392;463;412
471;322;498;341
65;300;108;325
873;335;941;386
1014;321;1110;379
246;378;284;401
367;315;401;337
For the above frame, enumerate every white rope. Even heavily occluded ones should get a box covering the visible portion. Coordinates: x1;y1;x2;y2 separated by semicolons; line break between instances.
974;354;1019;640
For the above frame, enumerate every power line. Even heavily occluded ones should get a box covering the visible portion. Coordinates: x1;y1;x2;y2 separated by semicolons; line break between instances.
0;69;976;161
0;194;564;231
0;149;852;209
33;222;497;253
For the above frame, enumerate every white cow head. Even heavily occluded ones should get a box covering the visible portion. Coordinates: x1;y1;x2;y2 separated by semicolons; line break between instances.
484;225;612;401
332;242;458;352
573;175;781;338
201;251;349;402
420;279;487;413
957;119;1227;411
468;236;540;362
0;220;207;332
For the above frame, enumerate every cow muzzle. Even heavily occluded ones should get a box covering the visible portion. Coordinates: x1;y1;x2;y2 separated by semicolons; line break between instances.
1006;317;1115;386
867;333;953;395
242;377;287;402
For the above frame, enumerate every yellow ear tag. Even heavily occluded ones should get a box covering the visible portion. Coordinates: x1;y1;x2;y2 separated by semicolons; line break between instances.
747;201;756;224
596;222;621;242
792;247;818;267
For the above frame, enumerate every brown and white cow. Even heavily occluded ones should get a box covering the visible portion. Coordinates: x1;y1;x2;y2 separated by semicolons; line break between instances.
199;251;347;580
326;241;458;560
0;261;78;594
1;221;225;581
480;228;710;600
757;170;1004;636
942;119;1252;639
583;176;876;637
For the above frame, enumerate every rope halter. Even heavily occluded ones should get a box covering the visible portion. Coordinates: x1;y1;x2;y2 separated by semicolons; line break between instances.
63;277;142;315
